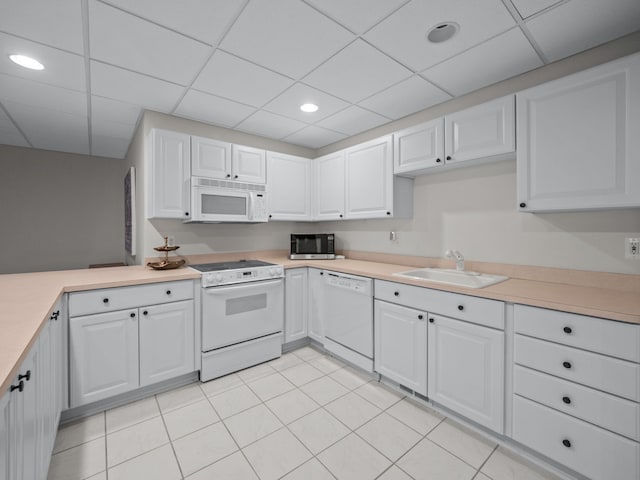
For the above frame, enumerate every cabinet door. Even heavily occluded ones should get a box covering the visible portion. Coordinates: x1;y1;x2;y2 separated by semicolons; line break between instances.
445;95;515;165
285;269;308;343
267;152;312;221
307;269;324;344
315;151;345;221
69;309;139;407
428;314;504;433
394;118;445;175
37;320;54;479
139;300;195;387
149;129;191;219
517;53;640;211
191;136;232;179
0;391;9;480
345;136;393;219
232;144;266;184
374;300;427;396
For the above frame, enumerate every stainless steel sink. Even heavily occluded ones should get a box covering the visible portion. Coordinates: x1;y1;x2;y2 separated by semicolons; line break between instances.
392;268;508;289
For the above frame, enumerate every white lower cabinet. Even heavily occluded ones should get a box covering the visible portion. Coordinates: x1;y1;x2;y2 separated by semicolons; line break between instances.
428;314;505;433
284;269;308;344
0;391;9;480
307;269;324;344
68;281;195;408
139;301;195;386
374;300;427;396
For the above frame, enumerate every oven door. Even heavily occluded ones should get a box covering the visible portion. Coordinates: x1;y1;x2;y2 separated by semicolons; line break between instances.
202;278;284;351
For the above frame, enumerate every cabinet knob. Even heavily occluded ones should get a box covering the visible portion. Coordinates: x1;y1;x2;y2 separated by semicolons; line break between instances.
339;214;343;218
130;312;136;318
436;158;441;163
457;305;464;311
418;314;423;320
563;326;572;334
429;318;435;323
562;396;571;405
103;298;109;304
519;202;526;208
269;214;273;218
234;175;238;179
18;370;31;382
166;290;172;295
446;155;452;161
320;272;324;275
562;439;572;448
386;211;391;215
185;212;189;216
10;381;24;393
562;361;572;369
143;310;148;316
226;174;231;178
394;291;399;296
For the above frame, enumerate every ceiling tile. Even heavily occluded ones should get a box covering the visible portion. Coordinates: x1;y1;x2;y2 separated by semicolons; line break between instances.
316;106;390;136
0;32;86;92
5;101;89;154
360;75;451;119
91;134;131;159
90;61;185;112
174;90;255;128
91;96;142;126
100;0;246;46
91;117;137;140
303;39;413;103
0;74;87;117
283;125;347;149
220;0;354;79
263;83;350;123
0;107;29;147
192;50;293;107
525;0;640;62
235;110;307;139
364;0;515;71
89;0;211;86
303;0;409;34
422;28;543;96
510;0;565;19
0;0;84;54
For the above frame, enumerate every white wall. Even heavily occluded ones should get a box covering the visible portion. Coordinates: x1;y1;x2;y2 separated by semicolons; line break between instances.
0;145;125;273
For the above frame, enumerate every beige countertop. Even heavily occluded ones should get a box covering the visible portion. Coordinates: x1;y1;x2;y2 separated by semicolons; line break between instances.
1;254;639;395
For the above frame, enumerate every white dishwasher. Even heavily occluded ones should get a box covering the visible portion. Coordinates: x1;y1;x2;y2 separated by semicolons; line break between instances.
323;271;374;372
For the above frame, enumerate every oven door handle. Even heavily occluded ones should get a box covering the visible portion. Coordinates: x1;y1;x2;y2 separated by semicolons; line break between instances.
203;278;283;294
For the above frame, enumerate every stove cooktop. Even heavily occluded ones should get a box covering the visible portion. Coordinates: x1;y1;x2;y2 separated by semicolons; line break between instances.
190;260;275;272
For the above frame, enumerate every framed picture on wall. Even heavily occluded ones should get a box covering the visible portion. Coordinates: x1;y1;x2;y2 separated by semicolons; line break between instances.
124;166;136;256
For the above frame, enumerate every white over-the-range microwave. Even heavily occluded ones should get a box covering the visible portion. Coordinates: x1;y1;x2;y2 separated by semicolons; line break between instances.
185;177;269;223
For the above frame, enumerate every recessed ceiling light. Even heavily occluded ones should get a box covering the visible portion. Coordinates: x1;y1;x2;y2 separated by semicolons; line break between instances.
300;103;319;113
426;22;460;44
9;54;45;70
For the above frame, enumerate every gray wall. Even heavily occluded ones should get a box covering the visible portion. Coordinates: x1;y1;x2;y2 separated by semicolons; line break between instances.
0;145;125;273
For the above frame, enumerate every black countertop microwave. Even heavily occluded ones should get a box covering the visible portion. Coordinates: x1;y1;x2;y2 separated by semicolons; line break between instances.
290;234;335;260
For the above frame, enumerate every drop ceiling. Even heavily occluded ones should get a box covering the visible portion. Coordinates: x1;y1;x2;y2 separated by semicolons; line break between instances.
0;0;639;158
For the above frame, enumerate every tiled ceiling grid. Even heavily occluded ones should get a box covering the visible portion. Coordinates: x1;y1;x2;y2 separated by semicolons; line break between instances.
0;0;639;158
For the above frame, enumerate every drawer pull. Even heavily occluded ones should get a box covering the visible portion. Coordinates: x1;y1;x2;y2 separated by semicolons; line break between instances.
103;298;109;304
394;291;399;296
418;314;424;320
130;313;136;318
143;310;148;316
562;361;572;369
429;318;435;323
18;370;31;382
10;381;24;393
562;396;571;405
562;439;572;448
563;326;572;334
457;305;464;311
166;290;172;295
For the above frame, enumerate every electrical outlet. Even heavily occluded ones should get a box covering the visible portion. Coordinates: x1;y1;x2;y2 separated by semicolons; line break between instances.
625;238;639;259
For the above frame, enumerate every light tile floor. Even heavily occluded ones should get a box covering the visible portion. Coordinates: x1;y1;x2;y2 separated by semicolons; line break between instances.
48;346;562;480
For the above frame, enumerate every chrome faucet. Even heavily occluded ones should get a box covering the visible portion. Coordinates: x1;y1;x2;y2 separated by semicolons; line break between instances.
445;249;465;271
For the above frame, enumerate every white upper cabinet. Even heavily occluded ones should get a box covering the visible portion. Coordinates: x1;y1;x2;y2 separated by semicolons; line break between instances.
394;118;445;174
191;136;232;179
445;95;515;164
315;151;346;221
517;53;640;212
148;129;191;219
394;95;515;176
232;144;266;184
267;152;313;221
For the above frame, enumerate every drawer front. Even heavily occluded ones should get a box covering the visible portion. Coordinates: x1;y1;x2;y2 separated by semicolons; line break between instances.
374;280;504;329
514;365;640;441
69;280;193;317
513;396;639;480
514;335;640;401
515;304;640;362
